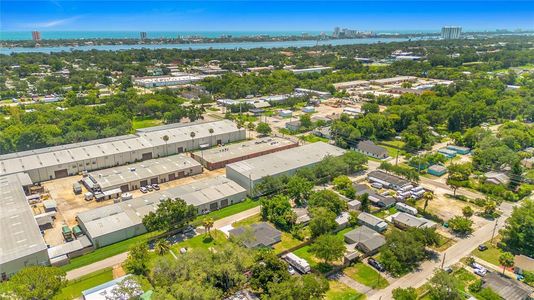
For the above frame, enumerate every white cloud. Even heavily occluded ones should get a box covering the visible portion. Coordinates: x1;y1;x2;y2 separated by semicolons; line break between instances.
33;16;81;28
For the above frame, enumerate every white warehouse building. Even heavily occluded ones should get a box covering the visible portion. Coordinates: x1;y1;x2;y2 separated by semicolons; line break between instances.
0;173;49;279
226;142;346;195
0;120;245;183
77;176;246;248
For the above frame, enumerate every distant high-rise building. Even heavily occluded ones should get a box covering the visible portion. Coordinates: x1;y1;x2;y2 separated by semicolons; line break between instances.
140;32;147;40
32;31;41;41
333;27;340;38
441;26;462;39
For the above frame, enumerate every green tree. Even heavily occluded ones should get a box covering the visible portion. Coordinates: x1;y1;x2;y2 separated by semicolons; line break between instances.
498;252;515;275
124;242;150;276
250;250;290;293
285;175;313;206
428;269;462;300
332;175;352;191
448;216;473;235
392;287;418;300
203;217;214;237
310;234;345;264
261;194;296;231
142;198;197;231
378;230;426;276
359;192;370;212
422;191;433;212
256;122;272;136
462;206;474;218
154;239;171;256
300;114;313;129
0;266;66;300
308;189;347;215
309;207;337;238
500;199;534;256
266;274;329;300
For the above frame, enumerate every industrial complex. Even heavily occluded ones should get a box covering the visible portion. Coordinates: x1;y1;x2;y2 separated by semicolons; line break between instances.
77;176;247;248
226;142;346;195
0;120;245;182
83;154;202;193
191;137;297;170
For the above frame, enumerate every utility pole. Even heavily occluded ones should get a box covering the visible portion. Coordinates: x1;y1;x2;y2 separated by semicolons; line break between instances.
491;219;498;244
441;252;446;269
395;149;399;166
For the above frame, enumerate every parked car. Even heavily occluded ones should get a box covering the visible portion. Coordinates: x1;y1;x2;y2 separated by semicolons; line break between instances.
478;244;488;251
140;186;148;193
288;266;296;275
474;268;487;277
152;183;160;190
146;185;154;192
471;262;485;271
445;267;453;274
368;258;385;272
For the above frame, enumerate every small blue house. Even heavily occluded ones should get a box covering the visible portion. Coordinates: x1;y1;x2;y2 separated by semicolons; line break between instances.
428;164;447;176
438;148;457;158
446;145;471;155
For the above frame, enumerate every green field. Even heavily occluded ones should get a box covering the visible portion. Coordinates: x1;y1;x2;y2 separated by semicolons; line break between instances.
343;263;389;289
326;280;366;300
273;232;305;254
60;231;162;272
293;245;341;273
299;134;329;143
471;241;504;266
54;268;113;300
132;116;162;129
194;198;260;225
171;230;228;252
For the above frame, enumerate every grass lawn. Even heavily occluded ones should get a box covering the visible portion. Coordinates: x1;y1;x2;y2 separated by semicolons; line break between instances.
232;214;262;227
60;231;162;272
471;241;504;266
525;169;534;180
372;207;397;219
273;232;305;254
299;134;329;143
54;268;113;300
194;198;260;225
326;280;366;300
432;234;455;252
171;230;228;251
379;140;405;149
132;116;162;129
343;263;389;289
382;145;405;158
293;245;341;273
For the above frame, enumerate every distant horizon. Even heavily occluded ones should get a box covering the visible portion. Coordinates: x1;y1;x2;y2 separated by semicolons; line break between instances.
1;1;533;32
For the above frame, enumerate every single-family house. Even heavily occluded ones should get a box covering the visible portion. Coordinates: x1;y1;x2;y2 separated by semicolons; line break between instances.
354;140;389;159
344;226;386;255
229;222;282;249
428;164;447;177
484;171;510;185
357;212;388;232
391;212;437;229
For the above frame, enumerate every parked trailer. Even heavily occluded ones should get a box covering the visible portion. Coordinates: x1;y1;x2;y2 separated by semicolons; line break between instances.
284;252;311;274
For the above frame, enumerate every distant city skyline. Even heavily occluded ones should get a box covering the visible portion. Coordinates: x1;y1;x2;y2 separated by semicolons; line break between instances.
1;1;533;32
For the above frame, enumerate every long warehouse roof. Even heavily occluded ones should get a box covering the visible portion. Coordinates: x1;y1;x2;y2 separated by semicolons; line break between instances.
77;176;246;238
0;120;239;176
0;173;47;265
226;142;346;181
192;137;296;164
88;154;201;190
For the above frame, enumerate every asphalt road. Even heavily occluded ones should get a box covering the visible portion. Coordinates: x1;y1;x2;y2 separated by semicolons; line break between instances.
369;201;517;300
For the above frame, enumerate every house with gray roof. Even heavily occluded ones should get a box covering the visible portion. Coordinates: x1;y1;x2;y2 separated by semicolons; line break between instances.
354;140;389;159
367;170;411;190
391;212;437;230
357;212;388;232
344;226;386;255
229;222;281;249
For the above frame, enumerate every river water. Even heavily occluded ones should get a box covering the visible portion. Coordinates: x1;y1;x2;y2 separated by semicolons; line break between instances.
1;36;432;54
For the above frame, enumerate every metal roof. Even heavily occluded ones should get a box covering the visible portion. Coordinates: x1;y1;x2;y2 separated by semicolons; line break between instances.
88;154;201;190
77;176;245;238
226;142;345;181
0;174;47;265
0;120;239;177
193;137;296;164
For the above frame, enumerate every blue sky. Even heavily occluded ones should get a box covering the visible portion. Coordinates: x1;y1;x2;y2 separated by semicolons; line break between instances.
1;1;533;32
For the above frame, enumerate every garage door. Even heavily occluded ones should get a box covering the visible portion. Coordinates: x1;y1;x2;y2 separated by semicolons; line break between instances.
177;171;185;178
220;199;228;207
150;178;158;184
177;147;184;153
209;202;218;211
140;180;148;187
120;185;129;192
141;152;153;160
168;173;176;181
54;169;68;179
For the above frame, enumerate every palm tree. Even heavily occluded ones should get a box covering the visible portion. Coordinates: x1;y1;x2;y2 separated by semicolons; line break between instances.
423;191;433;212
190;131;196;150
499;252;514;275
203;218;214;237
154;239;170;256
162;135;169;156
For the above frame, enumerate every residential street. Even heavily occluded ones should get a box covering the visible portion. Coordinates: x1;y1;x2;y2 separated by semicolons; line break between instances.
369;201;517;300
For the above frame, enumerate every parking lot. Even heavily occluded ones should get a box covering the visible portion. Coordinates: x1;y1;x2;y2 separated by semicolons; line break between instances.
41;166;225;246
